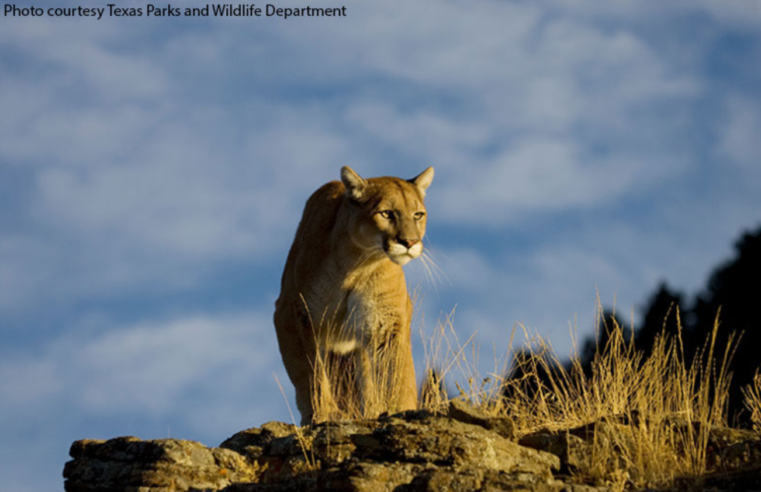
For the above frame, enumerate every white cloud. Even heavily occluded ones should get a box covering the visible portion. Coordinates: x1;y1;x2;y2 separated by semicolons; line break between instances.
344;103;490;168
434;137;689;225
718;97;761;182
432;248;500;292
0;311;280;420
0;17;166;101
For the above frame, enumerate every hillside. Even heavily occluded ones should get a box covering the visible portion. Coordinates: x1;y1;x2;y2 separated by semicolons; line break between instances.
64;399;760;492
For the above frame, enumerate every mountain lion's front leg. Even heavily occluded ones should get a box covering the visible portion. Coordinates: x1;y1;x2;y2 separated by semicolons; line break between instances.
394;330;418;412
357;319;417;416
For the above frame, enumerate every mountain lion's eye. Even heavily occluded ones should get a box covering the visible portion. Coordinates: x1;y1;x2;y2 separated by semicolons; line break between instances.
413;211;426;220
379;210;394;219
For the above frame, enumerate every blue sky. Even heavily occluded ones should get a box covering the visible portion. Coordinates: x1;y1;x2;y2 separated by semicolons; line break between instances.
1;1;760;490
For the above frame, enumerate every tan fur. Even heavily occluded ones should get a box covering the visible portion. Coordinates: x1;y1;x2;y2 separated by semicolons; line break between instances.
274;166;434;425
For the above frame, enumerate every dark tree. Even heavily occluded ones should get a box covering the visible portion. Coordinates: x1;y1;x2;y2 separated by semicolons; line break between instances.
635;282;686;354
689;227;761;423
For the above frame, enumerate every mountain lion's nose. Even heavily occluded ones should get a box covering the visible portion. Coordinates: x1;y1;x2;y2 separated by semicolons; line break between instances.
398;238;419;249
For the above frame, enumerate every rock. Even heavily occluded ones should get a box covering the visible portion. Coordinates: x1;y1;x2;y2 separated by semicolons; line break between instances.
705;428;761;473
341;462;420;492
64;412;761;492
310;421;376;466
221;421;298;459
226;462;420;492
519;432;591;473
398;467;566;492
447;398;515;440
369;413;559;477
63;437;261;492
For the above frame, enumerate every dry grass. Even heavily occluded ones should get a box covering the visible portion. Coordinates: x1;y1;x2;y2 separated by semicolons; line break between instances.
742;370;761;434
419;304;738;490
297;300;746;489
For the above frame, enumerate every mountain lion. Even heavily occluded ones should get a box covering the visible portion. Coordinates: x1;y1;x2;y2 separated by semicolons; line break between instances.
274;166;434;424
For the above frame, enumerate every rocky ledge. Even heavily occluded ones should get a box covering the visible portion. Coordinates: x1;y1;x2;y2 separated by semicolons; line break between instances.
64;401;761;492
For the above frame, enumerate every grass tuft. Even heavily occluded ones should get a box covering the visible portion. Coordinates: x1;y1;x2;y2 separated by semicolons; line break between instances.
742;370;761;434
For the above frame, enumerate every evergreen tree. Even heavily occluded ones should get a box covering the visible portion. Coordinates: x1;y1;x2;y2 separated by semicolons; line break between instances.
689;227;761;423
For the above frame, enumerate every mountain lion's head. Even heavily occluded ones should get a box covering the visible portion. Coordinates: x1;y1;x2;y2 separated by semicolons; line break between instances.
340;166;434;266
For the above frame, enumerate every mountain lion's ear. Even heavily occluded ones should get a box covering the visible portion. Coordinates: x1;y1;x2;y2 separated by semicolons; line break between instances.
341;166;367;201
409;167;434;197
